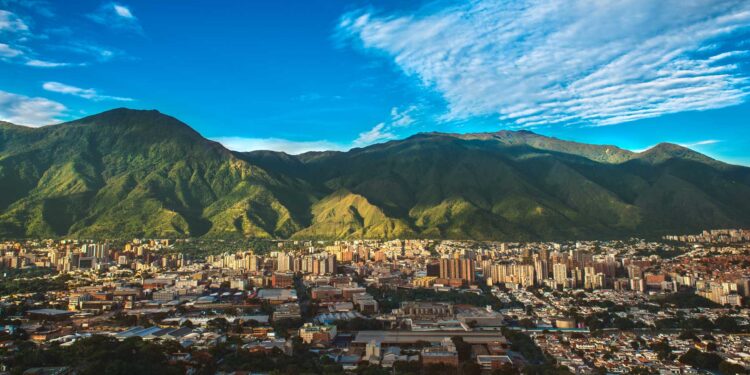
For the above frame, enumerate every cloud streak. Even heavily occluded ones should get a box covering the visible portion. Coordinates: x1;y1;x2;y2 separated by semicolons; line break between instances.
353;123;395;147
0;9;28;33
353;104;421;146
42;81;134;102
680;139;721;148
25;59;72;68
632;139;722;153
0;90;66;126
88;2;142;34
0;42;23;57
213;137;345;154
339;0;750;128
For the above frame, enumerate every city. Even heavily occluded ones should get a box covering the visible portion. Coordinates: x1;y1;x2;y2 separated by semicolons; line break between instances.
3;1;750;374
1;229;749;374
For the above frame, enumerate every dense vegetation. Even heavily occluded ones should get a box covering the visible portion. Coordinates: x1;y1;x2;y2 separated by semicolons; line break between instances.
5;336;186;375
679;348;748;374
3;333;572;375
0;272;69;296
655;315;746;333
651;291;721;308
366;285;516;312
2;108;750;240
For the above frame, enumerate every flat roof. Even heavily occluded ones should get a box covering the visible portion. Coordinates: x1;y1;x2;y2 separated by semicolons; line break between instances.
26;309;75;315
352;330;506;345
26;309;74;316
258;288;296;297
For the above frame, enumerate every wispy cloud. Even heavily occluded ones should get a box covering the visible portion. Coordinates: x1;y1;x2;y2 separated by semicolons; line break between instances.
113;4;133;19
0;42;23;57
0;11;29;62
353;104;421;146
353;123;395;147
295;92;344;102
339;0;750;128
0;9;28;33
0;89;66;126
632;139;722;152
26;59;73;68
680;139;721;148
0;0;55;18
62;41;121;62
213;137;344;154
88;2;142;34
0;9;97;68
389;105;418;128
42;81;134;102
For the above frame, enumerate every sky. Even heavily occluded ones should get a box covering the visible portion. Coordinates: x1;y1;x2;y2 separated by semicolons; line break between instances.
1;0;749;165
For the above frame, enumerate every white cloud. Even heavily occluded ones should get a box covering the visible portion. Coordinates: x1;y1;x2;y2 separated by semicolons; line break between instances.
25;59;71;68
680;139;721;147
632;139;722;152
0;10;28;33
63;42;121;62
42;81;133;102
113;4;133;19
213;137;344;154
88;2;142;34
353;123;396;146
0;1;55;18
339;0;750;127
352;104;421;147
0;90;66;126
0;10;83;67
389;105;418;127
0;42;23;57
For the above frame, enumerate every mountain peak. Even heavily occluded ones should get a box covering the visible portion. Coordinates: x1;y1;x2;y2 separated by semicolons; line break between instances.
63;107;203;137
637;142;718;165
405;129;634;164
71;107;167;124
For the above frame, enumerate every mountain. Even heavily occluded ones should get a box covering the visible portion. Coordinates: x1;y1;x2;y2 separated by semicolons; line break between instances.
1;108;749;240
0;109;316;239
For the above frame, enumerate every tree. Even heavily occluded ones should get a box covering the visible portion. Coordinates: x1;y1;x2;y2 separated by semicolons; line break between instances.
492;364;520;375
272;318;303;338
679;348;723;371
649;339;673;361
613;317;635;330
207;317;229;332
715;316;741;333
678;331;698;341
413;340;432;349
451;336;472;361
460;361;482;375
718;360;748;375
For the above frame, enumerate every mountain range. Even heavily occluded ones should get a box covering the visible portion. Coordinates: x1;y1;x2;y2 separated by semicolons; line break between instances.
0;108;748;240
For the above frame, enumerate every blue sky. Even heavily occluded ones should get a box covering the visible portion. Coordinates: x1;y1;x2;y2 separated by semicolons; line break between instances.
1;0;749;165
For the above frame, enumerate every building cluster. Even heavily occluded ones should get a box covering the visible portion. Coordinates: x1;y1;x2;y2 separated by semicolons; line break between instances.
1;230;749;374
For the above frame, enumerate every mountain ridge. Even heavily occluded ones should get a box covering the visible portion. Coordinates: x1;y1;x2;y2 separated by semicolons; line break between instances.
1;108;748;240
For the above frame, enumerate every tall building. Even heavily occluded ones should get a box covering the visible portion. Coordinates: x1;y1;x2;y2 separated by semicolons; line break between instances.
460;258;475;283
439;257;475;283
534;258;548;284
553;262;568;288
277;252;293;272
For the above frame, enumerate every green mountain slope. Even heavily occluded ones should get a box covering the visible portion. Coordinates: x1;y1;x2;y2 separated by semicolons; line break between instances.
1;108;749;240
0;109;315;238
292;190;414;239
